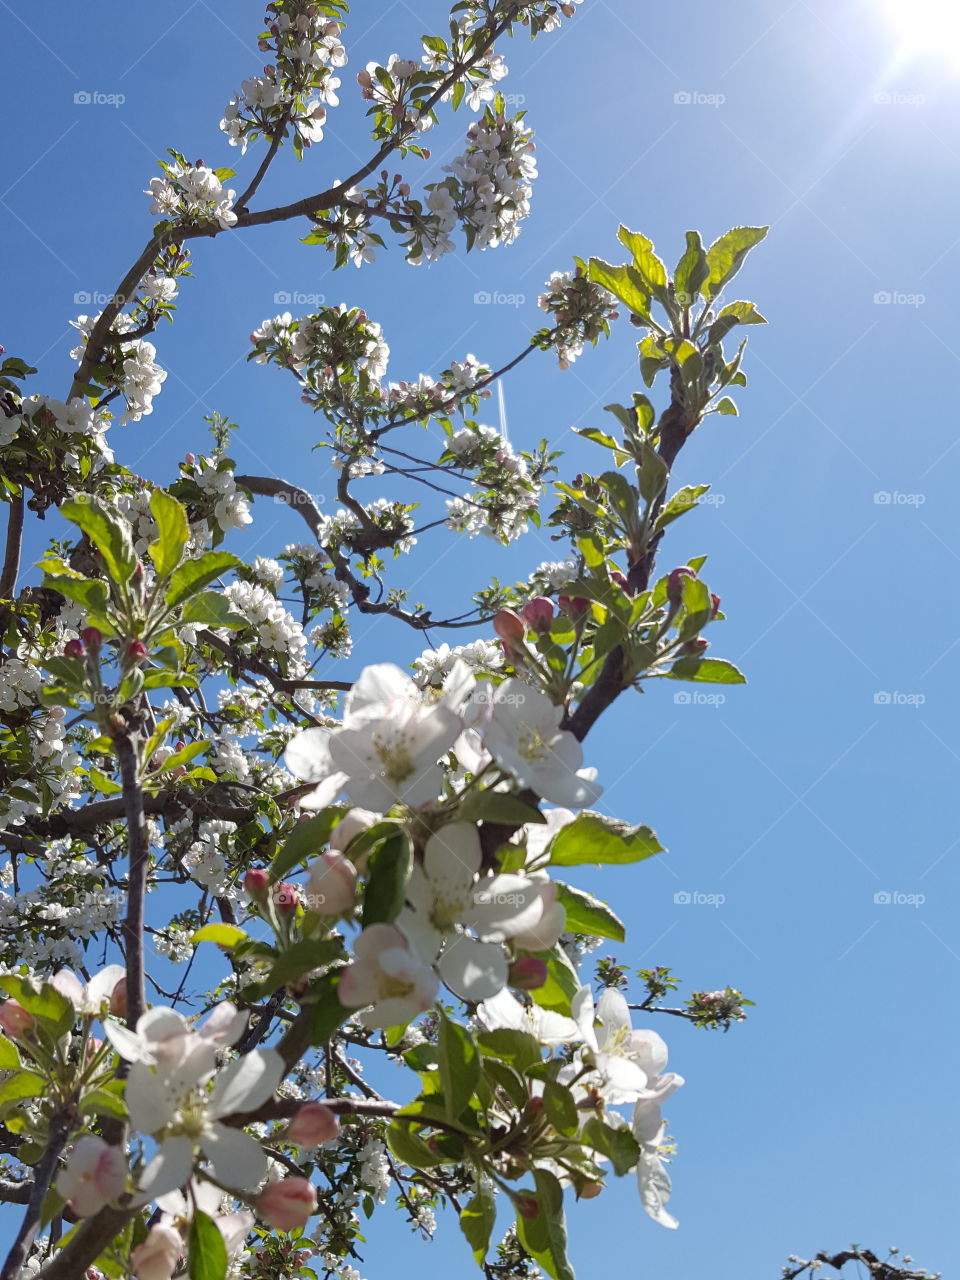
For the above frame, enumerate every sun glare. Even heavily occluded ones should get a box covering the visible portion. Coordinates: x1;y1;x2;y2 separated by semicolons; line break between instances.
882;0;960;66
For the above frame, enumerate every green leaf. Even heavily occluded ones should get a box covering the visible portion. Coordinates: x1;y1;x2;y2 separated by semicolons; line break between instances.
587;259;651;319
151;740;208;775
715;299;766;325
476;1027;543;1072
438;1012;481;1121
704;226;769;299
192;924;248;950
457;791;545;826
526;945;579;1016
78;1087;128;1120
555;883;625;942
180;592;247;630
270;808;349;884
362;830;413;927
165;552;240;609
60;497;137;585
309;970;351;1045
668;656;746;684
41;573;109;613
188;1209;228;1280
516;1169;575;1280
635;442;668;505
459;1189;497;1265
715;397;738;416
267;937;345;989
0;1037;22;1069
149;489;190;578
580;1117;641;1176
674;230;709;305
548;812;664;866
656;485;711;529
0;976;74;1035
0;1071;46;1105
388;1120;445;1169
543;1080;579;1136
89;767;122;796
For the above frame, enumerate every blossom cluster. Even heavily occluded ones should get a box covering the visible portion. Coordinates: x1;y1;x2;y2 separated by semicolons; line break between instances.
538;267;620;368
250;306;390;407
145;155;238;230
442;422;542;542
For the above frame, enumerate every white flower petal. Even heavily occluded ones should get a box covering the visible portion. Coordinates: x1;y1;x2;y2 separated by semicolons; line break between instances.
136;1136;195;1202
438;936;508;1002
126;1062;179;1134
284;726;334;782
201;1123;268;1191
209;1047;284;1118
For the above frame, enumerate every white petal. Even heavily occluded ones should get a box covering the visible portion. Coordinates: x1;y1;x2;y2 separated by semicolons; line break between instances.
284;726;333;782
345;663;416;722
571;986;599;1050
299;773;348;810
476;987;526;1033
423;822;482;896
201;1124;268;1191
136;1136;195;1202
126;1062;179;1134
437;936;508;1002
637;1140;678;1229
51;970;85;1008
103;1019;143;1062
199;1002;248;1047
210;1048;284;1118
86;964;126;1011
596;987;631;1040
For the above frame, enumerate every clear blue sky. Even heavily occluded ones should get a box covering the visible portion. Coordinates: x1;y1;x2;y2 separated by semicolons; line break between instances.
2;0;959;1276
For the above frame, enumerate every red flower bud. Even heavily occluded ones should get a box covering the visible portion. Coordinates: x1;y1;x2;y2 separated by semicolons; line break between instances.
508;956;548;990
681;637;709;656
558;595;589;620
126;640;148;662
64;639;85;659
244;868;270;899
522;597;555;631
710;593;722;618
108;977;127;1019
273;881;300;912
0;999;34;1039
185;452;196;465
667;566;696;604
285;1101;340;1146
81;626;103;650
580;1180;603;1199
493;608;526;644
255;1176;318;1231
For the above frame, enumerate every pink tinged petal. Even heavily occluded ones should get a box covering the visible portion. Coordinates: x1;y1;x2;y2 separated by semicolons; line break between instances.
201;1123;269;1191
103;1018;144;1062
627;1028;670;1077
210;1047;285;1118
86;964;127;1011
50;970;86;1009
198;1001;248;1047
217;1210;255;1254
130;1223;183;1280
126;1062;180;1134
284;726;334;782
437;937;508;1002
136;1136;196;1202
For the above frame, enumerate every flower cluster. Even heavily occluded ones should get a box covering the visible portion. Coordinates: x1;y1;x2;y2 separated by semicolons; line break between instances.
221;8;346;156
442;422;542;543
225;579;308;669
538;267;619;368
145;154;238;230
250;306;390;408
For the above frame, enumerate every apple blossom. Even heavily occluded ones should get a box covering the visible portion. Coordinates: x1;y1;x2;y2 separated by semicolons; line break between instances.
51;964;126;1017
286;1101;341;1146
0;999;34;1039
56;1136;127;1217
338;923;439;1029
306;849;358;914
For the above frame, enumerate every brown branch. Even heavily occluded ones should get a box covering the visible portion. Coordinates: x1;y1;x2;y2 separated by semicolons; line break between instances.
0;1107;72;1280
115;733;148;1030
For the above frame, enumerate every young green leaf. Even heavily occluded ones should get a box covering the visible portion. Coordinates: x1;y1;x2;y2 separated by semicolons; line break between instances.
548;812;664;866
148;489;190;578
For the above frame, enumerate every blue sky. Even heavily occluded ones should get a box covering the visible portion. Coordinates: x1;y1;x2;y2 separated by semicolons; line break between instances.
2;0;959;1275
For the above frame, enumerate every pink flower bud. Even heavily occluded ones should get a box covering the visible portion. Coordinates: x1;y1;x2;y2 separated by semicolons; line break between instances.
243;868;270;899
516;1193;540;1219
681;637;709;656
522;597;555;631
273;881;300;913
493;608;526;644
64;638;85;659
610;570;629;591
285;1101;340;1146
507;956;548;991
127;640;148;662
329;808;379;856
667;566;696;604
0;999;34;1039
108;977;127;1019
130;1223;183;1280
558;595;589;620
81;626;103;650
184;453;196;465
710;592;722;618
254;1176;318;1231
579;1180;603;1199
306;850;357;915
